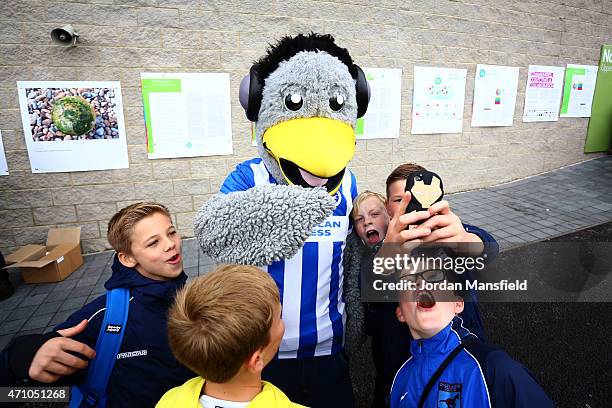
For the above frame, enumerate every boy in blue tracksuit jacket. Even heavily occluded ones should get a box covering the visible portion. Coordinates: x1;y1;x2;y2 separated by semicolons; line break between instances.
389;249;554;408
349;164;499;407
0;203;193;407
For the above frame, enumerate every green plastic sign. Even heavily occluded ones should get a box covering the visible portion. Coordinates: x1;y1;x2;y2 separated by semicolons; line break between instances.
585;45;612;152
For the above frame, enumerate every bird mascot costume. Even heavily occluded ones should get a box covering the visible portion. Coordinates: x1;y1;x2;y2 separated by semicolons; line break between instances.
194;33;369;407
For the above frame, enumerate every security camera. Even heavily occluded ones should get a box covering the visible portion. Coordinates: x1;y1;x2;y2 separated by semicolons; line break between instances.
50;25;79;46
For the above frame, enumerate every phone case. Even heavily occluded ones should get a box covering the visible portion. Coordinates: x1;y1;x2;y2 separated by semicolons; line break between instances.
405;170;444;214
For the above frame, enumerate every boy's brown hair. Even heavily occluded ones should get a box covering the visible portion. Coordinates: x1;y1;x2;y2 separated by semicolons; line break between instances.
385;163;426;198
167;265;280;383
107;202;171;254
351;190;386;220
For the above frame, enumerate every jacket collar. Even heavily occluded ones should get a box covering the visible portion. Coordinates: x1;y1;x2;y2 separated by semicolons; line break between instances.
104;254;187;301
163;376;300;407
410;316;472;357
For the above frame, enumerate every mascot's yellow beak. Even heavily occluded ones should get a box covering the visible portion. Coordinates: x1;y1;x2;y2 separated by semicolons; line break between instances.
263;117;355;195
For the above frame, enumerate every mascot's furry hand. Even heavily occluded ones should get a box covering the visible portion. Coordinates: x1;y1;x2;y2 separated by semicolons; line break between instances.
194;184;335;266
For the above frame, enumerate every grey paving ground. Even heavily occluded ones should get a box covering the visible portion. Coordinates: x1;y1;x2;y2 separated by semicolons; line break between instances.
1;155;611;408
449;155;612;250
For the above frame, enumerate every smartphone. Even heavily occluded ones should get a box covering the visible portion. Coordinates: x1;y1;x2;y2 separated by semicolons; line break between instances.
405;170;444;219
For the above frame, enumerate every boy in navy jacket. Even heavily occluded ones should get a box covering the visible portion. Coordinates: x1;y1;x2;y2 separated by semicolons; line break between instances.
0;202;193;407
390;249;553;408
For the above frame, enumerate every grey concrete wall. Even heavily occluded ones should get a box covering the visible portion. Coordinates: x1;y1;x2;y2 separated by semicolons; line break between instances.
0;0;610;254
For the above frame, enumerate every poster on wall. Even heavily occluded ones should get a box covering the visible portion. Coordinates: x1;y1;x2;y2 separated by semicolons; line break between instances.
355;68;402;139
522;65;565;122
412;66;467;134
16;81;129;173
141;73;233;159
0;130;8;175
471;64;519;127
585;45;612;152
560;64;598;118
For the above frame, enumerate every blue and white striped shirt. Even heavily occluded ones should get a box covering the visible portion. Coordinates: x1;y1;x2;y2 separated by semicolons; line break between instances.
220;158;358;358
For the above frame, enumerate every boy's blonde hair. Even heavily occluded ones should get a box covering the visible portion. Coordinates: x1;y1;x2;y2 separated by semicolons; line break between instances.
351;190;386;220
107;202;171;254
167;265;280;383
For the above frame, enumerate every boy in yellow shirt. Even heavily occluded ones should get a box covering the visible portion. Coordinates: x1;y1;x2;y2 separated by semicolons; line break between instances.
157;264;305;408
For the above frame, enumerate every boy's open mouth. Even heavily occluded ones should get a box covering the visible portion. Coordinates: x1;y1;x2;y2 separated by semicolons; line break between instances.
365;229;380;245
167;254;181;265
416;290;436;309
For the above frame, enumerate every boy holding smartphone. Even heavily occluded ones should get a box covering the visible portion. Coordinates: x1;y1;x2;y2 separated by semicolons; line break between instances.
348;163;498;407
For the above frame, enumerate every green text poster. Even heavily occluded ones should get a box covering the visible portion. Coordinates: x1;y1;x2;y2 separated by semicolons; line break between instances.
585;45;612;152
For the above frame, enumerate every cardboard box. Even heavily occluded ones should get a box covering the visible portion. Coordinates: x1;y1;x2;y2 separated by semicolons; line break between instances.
5;227;83;284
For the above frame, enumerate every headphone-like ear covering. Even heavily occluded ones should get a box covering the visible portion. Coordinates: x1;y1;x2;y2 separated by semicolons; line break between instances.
239;65;264;122
354;65;370;118
240;63;370;122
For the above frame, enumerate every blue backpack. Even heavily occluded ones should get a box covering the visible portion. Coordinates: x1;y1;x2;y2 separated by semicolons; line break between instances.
69;287;130;408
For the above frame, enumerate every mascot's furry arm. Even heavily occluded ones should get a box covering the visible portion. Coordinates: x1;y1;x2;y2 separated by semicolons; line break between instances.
342;230;368;355
194;184;335;267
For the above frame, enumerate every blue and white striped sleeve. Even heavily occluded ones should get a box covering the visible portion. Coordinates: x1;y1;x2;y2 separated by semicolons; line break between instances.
220;160;257;194
350;171;358;201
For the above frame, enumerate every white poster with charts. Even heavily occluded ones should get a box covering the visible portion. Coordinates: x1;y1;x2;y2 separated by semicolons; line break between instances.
471;64;520;127
355;68;402;139
16;81;129;173
560;64;598;118
141;73;233;159
522;65;565;122
412;66;467;134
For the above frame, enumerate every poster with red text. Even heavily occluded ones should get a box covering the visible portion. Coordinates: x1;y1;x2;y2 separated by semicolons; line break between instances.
522;65;565;122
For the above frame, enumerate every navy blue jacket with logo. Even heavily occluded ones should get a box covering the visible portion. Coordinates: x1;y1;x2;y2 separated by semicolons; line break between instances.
390;316;554;408
0;256;194;407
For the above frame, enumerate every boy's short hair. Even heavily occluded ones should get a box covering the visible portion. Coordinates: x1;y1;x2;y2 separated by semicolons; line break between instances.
167;265;280;383
385;163;426;198
351;190;386;220
107;202;171;254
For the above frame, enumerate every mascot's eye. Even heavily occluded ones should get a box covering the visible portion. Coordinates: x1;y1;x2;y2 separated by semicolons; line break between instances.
329;94;345;111
284;93;303;111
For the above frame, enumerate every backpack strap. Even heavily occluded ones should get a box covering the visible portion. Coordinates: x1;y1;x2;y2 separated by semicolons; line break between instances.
70;287;130;408
417;335;478;408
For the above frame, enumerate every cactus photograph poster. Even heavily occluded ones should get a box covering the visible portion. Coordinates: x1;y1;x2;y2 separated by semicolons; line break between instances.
17;81;129;173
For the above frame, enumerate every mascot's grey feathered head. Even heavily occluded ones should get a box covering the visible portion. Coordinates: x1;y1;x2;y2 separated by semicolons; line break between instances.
239;33;370;194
